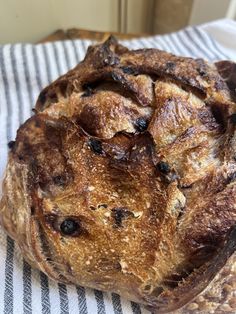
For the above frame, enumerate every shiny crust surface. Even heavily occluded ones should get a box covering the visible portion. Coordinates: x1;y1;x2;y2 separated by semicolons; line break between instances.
1;37;236;313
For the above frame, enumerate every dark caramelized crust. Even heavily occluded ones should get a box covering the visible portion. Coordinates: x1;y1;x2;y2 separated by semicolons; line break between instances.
1;36;236;313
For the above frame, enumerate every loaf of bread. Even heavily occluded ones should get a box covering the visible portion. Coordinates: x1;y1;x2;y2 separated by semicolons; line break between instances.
1;36;236;313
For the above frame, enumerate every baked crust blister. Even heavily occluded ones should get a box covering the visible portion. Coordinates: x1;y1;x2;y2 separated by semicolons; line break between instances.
1;36;236;313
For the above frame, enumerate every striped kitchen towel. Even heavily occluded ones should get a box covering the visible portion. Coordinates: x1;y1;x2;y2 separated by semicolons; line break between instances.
0;18;235;314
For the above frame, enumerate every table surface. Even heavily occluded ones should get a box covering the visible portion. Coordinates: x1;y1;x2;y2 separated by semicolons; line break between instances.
38;28;148;43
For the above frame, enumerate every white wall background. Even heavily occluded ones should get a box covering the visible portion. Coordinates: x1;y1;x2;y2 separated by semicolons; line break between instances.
189;0;232;25
0;0;235;44
0;0;119;44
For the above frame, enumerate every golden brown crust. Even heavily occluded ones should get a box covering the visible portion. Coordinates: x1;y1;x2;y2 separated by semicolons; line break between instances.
1;36;236;313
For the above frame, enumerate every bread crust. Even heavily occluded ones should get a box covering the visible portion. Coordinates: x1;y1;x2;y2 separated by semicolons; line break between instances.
1;36;236;313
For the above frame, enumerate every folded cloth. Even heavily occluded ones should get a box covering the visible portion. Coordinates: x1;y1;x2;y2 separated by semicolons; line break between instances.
0;18;235;314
